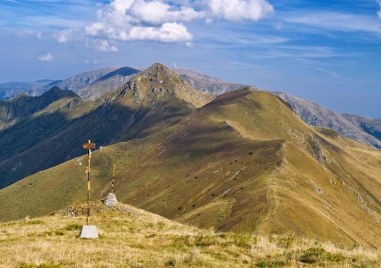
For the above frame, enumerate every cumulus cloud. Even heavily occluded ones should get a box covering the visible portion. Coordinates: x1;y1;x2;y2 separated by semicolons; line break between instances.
129;0;204;24
129;23;193;42
37;52;53;62
377;0;381;19
85;0;273;44
86;0;199;43
93;40;118;52
207;0;274;21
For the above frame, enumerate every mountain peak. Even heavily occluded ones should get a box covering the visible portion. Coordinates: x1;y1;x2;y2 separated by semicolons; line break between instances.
145;63;173;77
42;86;78;99
117;63;213;108
140;63;180;83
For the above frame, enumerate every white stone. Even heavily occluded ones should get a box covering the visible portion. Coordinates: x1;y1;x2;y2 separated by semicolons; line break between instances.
80;225;99;239
104;192;118;207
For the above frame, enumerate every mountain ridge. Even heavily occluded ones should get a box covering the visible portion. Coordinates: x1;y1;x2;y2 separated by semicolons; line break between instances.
275;92;381;149
172;67;381;149
0;80;55;99
2;65;380;150
0;64;211;188
0;65;380;249
172;68;245;95
0;86;79;128
76;66;140;100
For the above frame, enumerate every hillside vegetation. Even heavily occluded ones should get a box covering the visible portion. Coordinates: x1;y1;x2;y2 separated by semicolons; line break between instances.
0;87;79;128
0;63;211;188
0;201;380;267
0;63;380;250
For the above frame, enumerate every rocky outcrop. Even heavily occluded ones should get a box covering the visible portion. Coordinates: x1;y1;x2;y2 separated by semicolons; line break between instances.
104;193;118;207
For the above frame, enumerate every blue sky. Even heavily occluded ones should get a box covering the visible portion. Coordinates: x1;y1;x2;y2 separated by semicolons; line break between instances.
0;0;380;117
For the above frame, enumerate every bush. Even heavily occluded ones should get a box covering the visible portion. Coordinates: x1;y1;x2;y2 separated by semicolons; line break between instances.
298;247;345;264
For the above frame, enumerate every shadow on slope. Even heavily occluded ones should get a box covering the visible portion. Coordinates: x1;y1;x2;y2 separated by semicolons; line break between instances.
1;86;381;249
93;67;140;83
0;96;194;188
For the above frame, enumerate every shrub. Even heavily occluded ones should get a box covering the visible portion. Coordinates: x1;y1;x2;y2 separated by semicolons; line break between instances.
298;247;345;264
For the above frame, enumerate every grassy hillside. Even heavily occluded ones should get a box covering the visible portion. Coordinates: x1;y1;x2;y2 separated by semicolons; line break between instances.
0;94;96;188
0;63;212;188
1;64;381;251
1;86;380;250
0;86;78;127
1;201;380;268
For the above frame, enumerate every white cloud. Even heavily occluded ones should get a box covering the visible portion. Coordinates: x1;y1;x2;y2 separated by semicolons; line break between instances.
207;0;273;21
37;52;53;62
85;0;199;43
57;34;68;43
53;29;84;44
129;0;204;24
85;22;105;37
287;12;381;34
55;30;72;43
85;0;273;44
315;67;342;79
129;22;193;42
93;40;118;52
377;0;381;20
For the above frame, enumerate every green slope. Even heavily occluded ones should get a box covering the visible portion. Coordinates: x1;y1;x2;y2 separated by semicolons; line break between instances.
0;63;212;188
1;82;380;249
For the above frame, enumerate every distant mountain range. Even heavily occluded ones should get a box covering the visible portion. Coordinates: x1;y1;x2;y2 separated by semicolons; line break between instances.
173;69;381;149
0;80;57;99
1;65;380;150
274;93;381;149
0;67;140;100
343;114;381;143
76;67;140;100
173;68;244;95
0;64;212;188
0;63;380;249
0;86;78;128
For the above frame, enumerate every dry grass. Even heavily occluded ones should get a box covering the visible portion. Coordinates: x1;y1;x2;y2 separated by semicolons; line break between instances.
1;88;381;250
0;202;380;268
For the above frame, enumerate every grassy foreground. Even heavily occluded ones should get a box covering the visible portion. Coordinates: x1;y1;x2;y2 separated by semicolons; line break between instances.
0;202;380;268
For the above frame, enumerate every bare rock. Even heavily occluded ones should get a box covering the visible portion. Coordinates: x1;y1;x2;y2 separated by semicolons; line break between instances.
104;192;118;207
